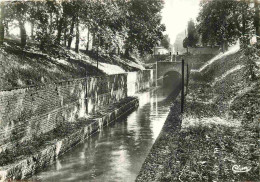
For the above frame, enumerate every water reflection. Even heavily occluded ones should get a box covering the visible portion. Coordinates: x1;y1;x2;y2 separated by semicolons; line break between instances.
31;88;178;182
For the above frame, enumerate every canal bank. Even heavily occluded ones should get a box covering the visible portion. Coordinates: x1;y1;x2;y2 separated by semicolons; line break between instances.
137;81;259;182
0;70;155;181
0;97;139;181
137;48;260;181
136;90;182;182
28;87;177;182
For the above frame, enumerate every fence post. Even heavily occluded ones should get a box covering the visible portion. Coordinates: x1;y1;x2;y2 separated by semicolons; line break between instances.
186;63;189;95
156;62;158;87
181;59;184;113
96;48;99;69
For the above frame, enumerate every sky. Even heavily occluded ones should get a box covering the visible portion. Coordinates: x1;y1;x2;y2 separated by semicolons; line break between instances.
161;0;201;44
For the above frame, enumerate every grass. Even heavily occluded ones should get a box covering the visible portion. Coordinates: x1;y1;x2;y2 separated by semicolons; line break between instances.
168;51;259;180
159;124;259;182
0;39;143;91
0;40;103;90
137;48;260;181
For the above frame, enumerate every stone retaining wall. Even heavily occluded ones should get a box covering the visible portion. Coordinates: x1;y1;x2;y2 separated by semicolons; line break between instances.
0;70;155;154
0;97;139;181
127;69;154;96
0;74;127;153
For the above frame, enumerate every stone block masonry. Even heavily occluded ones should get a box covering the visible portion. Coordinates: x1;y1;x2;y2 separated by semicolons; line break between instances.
0;69;155;180
127;69;154;96
0;97;139;181
0;74;127;153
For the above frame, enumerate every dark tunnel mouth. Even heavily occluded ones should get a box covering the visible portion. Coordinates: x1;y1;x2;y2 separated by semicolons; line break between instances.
163;71;182;90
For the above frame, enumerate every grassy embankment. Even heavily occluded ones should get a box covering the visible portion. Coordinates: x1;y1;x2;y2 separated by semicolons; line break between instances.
0;39;144;91
137;44;260;182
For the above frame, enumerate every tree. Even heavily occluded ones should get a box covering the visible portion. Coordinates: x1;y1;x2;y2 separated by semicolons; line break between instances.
254;0;260;42
197;0;254;52
55;1;67;45
125;0;165;56
0;2;4;46
27;1;37;39
174;30;186;54
187;19;199;47
183;37;188;48
161;34;171;50
10;2;28;47
75;15;80;53
2;0;166;61
66;1;80;50
28;1;53;50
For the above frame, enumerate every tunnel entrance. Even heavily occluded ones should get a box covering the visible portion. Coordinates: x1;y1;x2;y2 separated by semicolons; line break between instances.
163;71;181;91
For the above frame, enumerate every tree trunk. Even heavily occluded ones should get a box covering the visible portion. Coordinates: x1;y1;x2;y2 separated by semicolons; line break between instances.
0;2;4;46
40;25;47;51
242;5;246;36
31;21;34;39
67;15;76;49
86;28;90;51
96;34;100;56
5;21;9;37
4;17;10;37
64;29;67;46
19;20;26;47
254;0;260;42
75;16;79;53
63;16;67;46
221;41;228;53
125;47;130;57
239;4;249;46
50;12;53;34
56;16;63;44
92;31;96;52
99;36;104;47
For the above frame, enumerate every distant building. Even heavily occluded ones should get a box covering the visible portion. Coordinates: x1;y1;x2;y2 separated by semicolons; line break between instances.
154;46;169;55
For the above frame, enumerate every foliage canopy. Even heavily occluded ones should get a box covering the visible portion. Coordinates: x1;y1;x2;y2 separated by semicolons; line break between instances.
0;0;166;58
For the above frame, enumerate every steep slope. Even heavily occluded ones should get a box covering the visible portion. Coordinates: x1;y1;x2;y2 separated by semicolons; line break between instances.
137;43;260;182
0;41;144;90
178;44;260;181
190;43;259;120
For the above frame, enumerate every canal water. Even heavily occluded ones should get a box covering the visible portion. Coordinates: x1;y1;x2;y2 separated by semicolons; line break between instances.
31;88;179;182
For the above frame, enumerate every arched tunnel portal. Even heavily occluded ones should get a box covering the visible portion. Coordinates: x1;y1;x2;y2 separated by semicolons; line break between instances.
163;71;181;91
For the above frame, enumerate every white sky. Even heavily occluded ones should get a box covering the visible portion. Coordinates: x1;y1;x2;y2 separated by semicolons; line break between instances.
161;0;201;44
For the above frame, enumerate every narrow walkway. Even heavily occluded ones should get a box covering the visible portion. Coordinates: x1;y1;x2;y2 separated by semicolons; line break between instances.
136;95;182;181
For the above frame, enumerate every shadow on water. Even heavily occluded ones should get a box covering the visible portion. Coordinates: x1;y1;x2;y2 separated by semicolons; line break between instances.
30;78;181;182
162;71;182;104
163;71;181;89
165;83;181;102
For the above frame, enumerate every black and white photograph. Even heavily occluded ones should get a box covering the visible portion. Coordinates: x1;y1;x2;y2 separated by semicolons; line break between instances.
0;0;259;181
